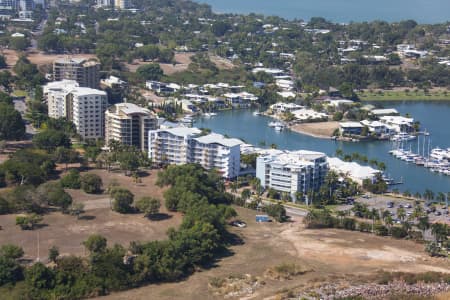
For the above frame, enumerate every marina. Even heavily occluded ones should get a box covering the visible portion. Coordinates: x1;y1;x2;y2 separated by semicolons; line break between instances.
196;101;450;194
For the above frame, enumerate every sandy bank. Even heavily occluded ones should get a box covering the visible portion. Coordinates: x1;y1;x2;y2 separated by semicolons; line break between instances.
289;121;339;139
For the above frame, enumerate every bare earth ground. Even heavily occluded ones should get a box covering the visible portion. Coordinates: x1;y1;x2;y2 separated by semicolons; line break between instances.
125;52;194;75
100;208;450;300
290;121;339;139
1;49;97;70
0;169;182;261
209;54;235;70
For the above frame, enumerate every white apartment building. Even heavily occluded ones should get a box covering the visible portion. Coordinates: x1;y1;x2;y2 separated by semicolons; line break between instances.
105;102;157;152
70;88;108;140
256;150;329;201
148;127;242;178
44;80;79;119
44;80;108;140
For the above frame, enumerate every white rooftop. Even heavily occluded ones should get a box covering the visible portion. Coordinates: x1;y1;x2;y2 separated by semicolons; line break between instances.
159;127;201;137
327;157;380;182
371;108;399;115
340;122;364;128
110;102;151;115
194;133;242;148
71;87;106;96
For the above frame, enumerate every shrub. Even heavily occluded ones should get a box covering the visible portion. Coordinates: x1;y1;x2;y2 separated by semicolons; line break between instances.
374;223;388;236
60;169;81;189
390;226;408;239
342;217;356;230
135;197;160;217
15;214;43;230
110;187;134;213
80;173;102;194
0;244;24;259
357;221;371;232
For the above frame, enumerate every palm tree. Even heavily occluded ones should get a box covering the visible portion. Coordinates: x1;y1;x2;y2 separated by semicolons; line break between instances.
436;192;445;205
412;204;423;220
402;220;412;233
384;215;394;229
431;223;448;243
417;216;430;238
335;149;343;158
397;207;406;221
423;189;435;202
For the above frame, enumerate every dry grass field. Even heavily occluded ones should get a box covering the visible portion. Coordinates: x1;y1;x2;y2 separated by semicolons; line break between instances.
100;207;450;300
0;169;182;261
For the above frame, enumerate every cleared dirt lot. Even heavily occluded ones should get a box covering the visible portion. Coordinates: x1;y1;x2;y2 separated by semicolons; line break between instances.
125;52;194;75
1;49;97;70
0;169;182;261
101;207;450;300
290;121;339;138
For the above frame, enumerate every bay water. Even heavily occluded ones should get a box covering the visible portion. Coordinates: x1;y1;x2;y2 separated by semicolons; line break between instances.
197;0;450;23
195;101;450;194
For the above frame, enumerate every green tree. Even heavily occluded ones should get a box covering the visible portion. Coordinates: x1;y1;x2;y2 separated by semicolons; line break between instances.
48;246;59;263
135;196;160;218
0;55;7;68
0;103;25;140
136;63;163;81
33;130;71;151
53;147;80;170
110;187;134;213
0;255;23;286
83;234;107;254
265;203;288;223
60;169;81;189
0;244;24;260
10;37;29;51
25;262;55;289
80;173;103;194
417;215;430;236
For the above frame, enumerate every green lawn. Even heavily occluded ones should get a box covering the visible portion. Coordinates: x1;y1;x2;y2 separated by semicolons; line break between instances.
12;90;28;97
358;90;450;101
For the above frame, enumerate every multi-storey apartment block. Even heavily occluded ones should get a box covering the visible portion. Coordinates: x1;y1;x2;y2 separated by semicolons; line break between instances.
53;58;100;89
148;127;242;178
44;80;108;140
105;103;157;152
256;150;329;201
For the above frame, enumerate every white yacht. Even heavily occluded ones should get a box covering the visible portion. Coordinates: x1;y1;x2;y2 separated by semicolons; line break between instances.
430;148;449;161
390;132;416;142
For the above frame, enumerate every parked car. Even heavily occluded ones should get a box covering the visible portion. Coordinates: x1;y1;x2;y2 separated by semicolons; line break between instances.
405;203;412;209
435;211;442;216
230;220;247;228
387;202;394;208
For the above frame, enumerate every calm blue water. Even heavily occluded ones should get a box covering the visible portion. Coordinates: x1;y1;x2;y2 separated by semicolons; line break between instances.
197;0;450;23
195;102;450;194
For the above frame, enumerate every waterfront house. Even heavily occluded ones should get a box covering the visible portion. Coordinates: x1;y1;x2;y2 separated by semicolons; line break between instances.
370;108;399;117
327;157;381;185
360;120;390;135
339;122;364;136
379;116;414;133
270;102;303;114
